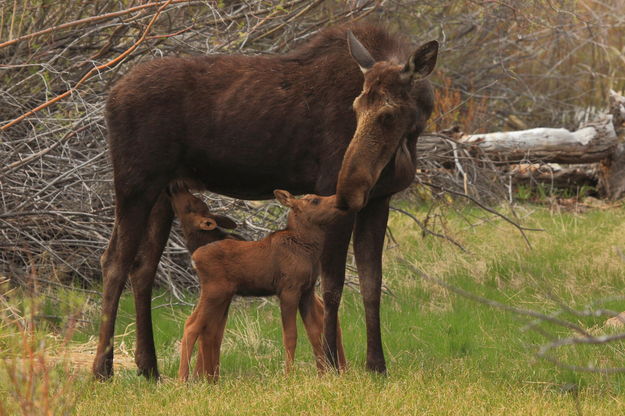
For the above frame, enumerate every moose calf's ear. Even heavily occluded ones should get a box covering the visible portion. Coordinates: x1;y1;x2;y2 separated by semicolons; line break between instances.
167;180;189;196
347;31;375;73
274;189;294;207
402;40;438;82
199;218;218;231
212;214;238;230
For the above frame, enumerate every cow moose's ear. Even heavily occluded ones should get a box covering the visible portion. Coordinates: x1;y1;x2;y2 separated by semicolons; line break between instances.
211;214;238;230
198;217;218;231
274;189;295;208
401;40;438;82
347;31;375;73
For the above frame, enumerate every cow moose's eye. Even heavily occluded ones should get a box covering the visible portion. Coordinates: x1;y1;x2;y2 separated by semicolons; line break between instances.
311;198;320;205
376;109;396;127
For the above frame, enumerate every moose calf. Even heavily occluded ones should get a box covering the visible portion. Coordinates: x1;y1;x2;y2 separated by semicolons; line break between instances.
167;181;245;251
169;186;346;381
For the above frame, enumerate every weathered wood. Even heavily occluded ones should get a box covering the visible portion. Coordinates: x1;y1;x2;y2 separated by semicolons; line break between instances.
458;116;618;164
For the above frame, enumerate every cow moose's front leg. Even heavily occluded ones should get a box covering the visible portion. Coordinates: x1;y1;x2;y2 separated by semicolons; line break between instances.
320;214;354;371
353;196;390;374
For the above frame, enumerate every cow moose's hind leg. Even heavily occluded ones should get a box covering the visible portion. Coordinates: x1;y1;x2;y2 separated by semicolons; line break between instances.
93;184;166;380
128;191;174;380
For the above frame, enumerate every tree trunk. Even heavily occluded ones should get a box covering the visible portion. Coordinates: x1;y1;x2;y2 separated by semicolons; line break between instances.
598;91;625;200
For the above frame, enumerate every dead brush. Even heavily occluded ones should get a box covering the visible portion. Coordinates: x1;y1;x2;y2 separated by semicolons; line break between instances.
0;276;82;416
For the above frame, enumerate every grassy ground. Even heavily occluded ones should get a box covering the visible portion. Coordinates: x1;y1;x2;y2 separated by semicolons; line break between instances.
2;201;625;415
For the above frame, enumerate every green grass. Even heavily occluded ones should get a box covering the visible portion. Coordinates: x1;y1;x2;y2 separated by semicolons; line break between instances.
2;203;625;414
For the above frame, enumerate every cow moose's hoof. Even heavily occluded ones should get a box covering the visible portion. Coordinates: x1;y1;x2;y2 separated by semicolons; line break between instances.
92;356;114;381
135;352;160;380
136;367;160;381
366;360;388;375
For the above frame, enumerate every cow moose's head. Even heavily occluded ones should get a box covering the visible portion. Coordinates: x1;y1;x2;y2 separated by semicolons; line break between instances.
336;32;438;211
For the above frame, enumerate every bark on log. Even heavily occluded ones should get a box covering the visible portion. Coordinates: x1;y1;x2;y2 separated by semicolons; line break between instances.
508;164;598;189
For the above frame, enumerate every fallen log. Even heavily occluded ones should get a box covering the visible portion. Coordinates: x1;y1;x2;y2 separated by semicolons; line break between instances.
416;90;625;199
458;116;617;164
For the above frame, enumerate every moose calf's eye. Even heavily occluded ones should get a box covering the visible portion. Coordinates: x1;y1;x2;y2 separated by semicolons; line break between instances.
312;198;320;205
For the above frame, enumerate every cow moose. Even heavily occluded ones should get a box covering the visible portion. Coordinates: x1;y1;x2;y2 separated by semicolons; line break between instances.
94;22;437;380
172;186;346;381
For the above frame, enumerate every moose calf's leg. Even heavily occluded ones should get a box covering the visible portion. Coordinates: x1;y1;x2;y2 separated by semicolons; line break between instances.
299;291;325;372
353;196;390;374
93;195;158;380
195;330;222;378
195;336;208;378
179;310;201;381
203;300;230;382
320;215;353;371
190;284;232;382
129;192;173;380
280;292;300;374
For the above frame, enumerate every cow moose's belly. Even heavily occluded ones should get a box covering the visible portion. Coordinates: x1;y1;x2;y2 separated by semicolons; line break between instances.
176;156;321;200
178;168;317;200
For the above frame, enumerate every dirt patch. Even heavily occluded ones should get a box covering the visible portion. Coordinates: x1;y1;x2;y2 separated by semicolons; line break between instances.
2;337;136;374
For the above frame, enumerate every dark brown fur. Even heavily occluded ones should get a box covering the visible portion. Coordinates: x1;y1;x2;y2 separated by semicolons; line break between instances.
94;22;436;379
175;189;346;381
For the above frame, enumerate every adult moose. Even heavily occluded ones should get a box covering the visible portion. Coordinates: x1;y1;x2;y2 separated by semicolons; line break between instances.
94;22;438;380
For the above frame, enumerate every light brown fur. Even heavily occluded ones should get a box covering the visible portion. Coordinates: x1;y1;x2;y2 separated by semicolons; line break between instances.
172;188;346;381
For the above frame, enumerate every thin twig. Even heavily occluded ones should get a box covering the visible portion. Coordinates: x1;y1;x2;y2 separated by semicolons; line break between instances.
390;206;468;252
419;180;543;248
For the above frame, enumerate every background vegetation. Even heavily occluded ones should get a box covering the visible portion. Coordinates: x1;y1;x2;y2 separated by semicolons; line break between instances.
2;1;625;414
2;0;625;289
